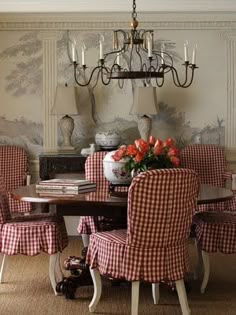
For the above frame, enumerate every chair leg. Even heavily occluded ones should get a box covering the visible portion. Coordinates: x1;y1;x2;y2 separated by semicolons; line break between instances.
175;279;191;315
151;283;160;304
131;281;140;315
0;254;7;284
81;234;90;247
194;239;203;280
201;250;210;294
89;267;102;313
49;253;59;295
54;252;63;281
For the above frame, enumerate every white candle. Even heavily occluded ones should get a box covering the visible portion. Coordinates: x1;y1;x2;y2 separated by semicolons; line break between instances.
184;40;188;62
82;43;86;66
71;41;76;62
117;52;120;66
161;43;165;64
147;37;152;58
99;35;104;60
192;44;197;64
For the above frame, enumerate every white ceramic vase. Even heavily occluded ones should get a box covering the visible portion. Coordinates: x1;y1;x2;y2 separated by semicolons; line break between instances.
103;151;132;184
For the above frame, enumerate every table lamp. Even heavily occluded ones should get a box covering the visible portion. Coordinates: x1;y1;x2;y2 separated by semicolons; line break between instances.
130;86;159;141
51;85;79;151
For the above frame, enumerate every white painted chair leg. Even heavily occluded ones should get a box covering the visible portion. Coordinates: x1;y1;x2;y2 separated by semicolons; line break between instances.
201;250;210;294
0;254;7;284
89;268;102;313
152;283;160;304
175;279;191;315
194;239;203;280
49;253;58;295
54;252;63;281
81;234;90;247
131;281;140;315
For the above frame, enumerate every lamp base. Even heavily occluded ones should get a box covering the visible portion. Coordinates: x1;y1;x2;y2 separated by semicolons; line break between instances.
59;115;75;149
138;115;152;141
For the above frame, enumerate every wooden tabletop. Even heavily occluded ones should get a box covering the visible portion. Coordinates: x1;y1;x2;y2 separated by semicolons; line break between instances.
11;183;233;217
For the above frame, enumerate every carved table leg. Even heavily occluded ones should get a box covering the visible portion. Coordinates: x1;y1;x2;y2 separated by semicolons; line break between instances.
56;247;92;299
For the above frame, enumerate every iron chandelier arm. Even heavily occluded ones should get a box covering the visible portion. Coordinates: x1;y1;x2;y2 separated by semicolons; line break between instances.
169;63;197;88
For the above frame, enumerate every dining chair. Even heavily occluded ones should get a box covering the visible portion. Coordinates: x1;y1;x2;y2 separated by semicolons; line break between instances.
194;211;236;293
0;175;68;295
0;145;32;213
86;168;199;315
180;144;236;212
77;151;127;247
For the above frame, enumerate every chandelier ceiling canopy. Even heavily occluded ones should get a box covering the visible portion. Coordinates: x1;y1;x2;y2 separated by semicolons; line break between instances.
70;0;198;88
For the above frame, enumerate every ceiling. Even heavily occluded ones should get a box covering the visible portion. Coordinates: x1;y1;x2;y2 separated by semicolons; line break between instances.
0;0;236;13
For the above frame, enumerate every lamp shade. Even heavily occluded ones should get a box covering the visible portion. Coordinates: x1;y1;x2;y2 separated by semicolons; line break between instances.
51;86;79;116
130;87;159;116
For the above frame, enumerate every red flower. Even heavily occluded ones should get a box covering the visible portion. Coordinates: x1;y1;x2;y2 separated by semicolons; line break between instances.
135;139;149;154
167;147;179;157
154;139;163;155
134;151;145;163
163;137;175;147
170;156;180;167
149;135;156;146
126;144;138;156
112;145;126;161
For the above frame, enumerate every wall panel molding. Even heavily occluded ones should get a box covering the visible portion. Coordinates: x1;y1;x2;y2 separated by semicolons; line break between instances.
0;12;236;30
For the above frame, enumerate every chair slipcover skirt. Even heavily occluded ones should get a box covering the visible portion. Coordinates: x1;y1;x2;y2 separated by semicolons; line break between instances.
1;214;68;256
87;229;189;282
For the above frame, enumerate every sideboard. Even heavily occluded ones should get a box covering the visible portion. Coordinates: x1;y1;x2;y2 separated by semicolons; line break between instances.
39;153;87;180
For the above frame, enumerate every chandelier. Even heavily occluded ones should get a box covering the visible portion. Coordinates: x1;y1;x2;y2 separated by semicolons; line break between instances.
70;0;198;89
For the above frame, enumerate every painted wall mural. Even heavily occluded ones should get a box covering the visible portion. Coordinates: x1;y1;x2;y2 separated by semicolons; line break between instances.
0;28;226;159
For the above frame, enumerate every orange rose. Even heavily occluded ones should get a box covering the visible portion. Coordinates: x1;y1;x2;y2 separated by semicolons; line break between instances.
134;151;145;163
112;146;126;161
135;139;149;154
163;137;175;147
167;147;179;157
170;156;180;167
154;139;163;155
149;135;156;146
126;144;138;157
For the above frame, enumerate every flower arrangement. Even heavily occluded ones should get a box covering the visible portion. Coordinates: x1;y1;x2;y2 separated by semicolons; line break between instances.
112;136;180;174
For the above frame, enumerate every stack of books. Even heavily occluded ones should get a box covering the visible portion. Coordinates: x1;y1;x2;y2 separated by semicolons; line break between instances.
36;178;96;196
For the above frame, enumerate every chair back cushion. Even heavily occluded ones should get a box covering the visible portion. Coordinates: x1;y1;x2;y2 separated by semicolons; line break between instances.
0;175;11;224
180;144;226;186
0;145;31;213
85;151;108;190
127;168;199;248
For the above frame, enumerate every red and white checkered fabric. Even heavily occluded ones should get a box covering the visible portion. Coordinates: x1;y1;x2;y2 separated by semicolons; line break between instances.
180;144;235;212
0;145;32;213
0;175;68;256
194;211;236;254
87;169;199;282
77;151;108;234
77;151;127;234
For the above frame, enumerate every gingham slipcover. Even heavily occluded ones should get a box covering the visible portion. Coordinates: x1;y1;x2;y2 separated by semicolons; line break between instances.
77;151;127;234
86;169;199;282
194;211;236;254
0;176;68;256
0;145;32;213
180;144;236;212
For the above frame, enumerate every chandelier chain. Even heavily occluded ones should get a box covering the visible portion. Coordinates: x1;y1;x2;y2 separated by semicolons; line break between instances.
132;0;137;20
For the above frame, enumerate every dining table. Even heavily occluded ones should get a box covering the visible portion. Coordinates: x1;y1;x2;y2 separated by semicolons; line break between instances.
11;183;234;299
11;183;233;217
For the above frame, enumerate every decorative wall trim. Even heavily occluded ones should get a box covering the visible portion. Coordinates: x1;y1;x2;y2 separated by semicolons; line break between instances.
222;32;236;149
0;12;236;31
38;31;62;152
